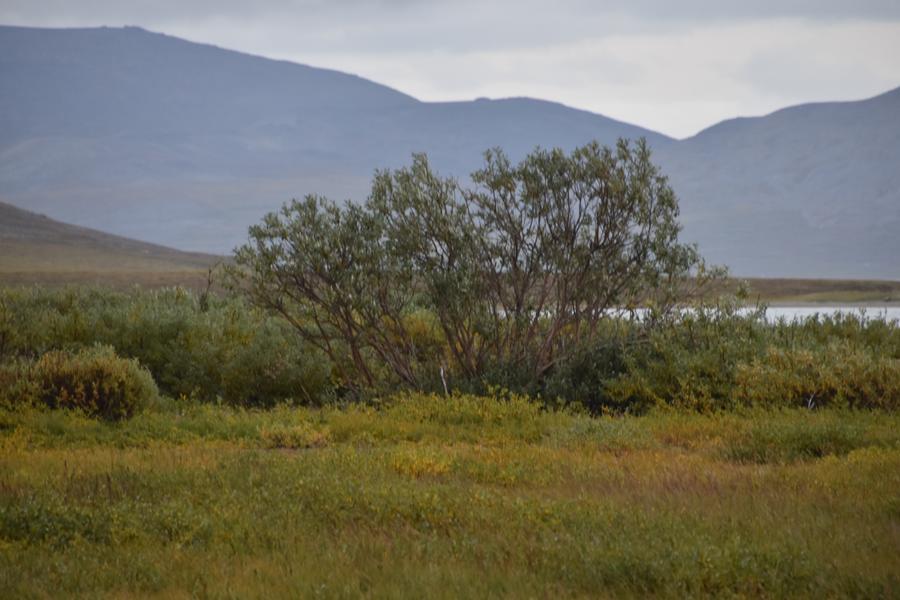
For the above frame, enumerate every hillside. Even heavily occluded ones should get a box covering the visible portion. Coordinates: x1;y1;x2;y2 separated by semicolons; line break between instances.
1;25;898;278
0;25;670;254
655;87;900;278
0;201;220;287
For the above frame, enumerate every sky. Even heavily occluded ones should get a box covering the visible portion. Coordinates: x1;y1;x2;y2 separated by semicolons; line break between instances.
3;1;900;138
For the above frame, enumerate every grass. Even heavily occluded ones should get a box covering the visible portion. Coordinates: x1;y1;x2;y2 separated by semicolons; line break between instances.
0;269;217;291
738;277;900;304
0;201;221;291
1;395;898;598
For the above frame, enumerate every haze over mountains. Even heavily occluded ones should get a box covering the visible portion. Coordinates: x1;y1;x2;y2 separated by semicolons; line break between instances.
1;25;898;278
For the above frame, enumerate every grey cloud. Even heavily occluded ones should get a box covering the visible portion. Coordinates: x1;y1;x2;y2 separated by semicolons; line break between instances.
2;1;899;63
602;0;900;21
4;0;900;23
4;2;900;49
739;50;892;101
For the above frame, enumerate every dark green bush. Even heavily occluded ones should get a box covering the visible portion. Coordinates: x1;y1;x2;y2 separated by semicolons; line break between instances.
26;345;157;420
541;337;632;413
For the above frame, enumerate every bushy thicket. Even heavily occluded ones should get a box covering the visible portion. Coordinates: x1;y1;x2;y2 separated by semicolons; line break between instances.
602;300;900;412
2;286;898;413
0;287;330;407
0;345;157;420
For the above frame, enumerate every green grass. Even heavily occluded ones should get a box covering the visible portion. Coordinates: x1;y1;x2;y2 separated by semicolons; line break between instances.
1;395;898;598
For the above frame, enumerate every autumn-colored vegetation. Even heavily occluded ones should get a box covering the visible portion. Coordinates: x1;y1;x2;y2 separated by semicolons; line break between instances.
1;395;898;597
2;140;898;596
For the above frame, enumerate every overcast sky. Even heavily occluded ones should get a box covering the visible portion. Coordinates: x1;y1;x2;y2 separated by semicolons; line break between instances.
3;1;900;138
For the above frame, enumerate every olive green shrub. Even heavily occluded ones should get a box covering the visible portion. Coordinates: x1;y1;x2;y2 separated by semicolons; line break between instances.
27;345;157;420
734;342;900;410
0;287;330;407
232;139;712;395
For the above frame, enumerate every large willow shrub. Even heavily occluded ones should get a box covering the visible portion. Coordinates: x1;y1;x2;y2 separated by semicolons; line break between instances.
232;139;714;394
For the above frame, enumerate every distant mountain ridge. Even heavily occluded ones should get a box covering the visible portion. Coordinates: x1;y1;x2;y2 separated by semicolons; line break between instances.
1;25;897;278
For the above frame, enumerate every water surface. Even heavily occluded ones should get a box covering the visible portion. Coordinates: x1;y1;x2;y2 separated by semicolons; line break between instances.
763;306;900;323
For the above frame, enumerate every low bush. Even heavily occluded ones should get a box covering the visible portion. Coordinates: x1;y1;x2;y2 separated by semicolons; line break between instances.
0;287;330;407
734;342;900;410
10;345;158;420
260;422;330;449
603;302;768;412
385;391;543;427
603;306;900;413
3;286;899;413
541;337;631;413
0;359;39;409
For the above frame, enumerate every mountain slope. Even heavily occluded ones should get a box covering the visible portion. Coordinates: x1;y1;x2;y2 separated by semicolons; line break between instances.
655;86;900;278
0;200;219;275
1;25;898;278
0;25;672;254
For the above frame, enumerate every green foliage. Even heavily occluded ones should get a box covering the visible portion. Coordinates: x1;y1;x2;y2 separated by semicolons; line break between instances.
734;342;900;410
0;358;40;409
260;421;330;449
4;345;157;420
540;324;633;413
4;286;899;413
385;390;543;428
605;298;769;411
603;301;900;413
0;286;330;407
232;139;712;394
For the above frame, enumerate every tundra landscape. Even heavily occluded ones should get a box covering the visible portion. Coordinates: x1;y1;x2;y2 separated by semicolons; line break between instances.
1;5;900;598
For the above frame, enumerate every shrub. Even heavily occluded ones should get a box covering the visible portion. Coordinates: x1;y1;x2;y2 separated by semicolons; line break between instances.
541;335;632;413
260;422;329;449
602;307;900;413
603;301;768;412
232;140;712;394
386;391;543;427
30;345;157;420
734;343;900;410
4;286;898;413
0;287;331;407
0;359;39;409
219;318;331;407
391;446;452;479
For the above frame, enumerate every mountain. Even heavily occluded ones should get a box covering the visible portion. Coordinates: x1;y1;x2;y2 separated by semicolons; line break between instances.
0;200;219;286
654;87;900;278
1;25;897;279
